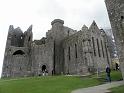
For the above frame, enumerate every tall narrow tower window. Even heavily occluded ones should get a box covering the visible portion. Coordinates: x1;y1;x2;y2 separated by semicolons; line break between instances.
75;44;78;58
97;39;101;57
68;47;71;61
92;37;96;56
101;40;104;57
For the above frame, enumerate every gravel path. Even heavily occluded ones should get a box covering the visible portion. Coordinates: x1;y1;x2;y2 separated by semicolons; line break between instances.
72;81;124;93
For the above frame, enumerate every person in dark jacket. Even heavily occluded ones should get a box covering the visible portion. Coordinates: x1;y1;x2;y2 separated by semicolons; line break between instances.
106;65;111;82
115;63;119;70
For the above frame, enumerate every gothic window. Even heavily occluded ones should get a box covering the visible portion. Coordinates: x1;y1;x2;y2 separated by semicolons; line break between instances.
105;42;110;65
97;39;101;57
101;40;105;57
75;44;78;58
13;50;25;55
92;37;96;56
68;47;71;61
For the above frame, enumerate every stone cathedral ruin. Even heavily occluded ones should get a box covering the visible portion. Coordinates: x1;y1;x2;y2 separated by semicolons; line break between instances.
1;19;111;78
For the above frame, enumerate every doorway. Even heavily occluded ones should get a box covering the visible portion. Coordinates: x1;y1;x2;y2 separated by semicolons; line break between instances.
42;65;46;72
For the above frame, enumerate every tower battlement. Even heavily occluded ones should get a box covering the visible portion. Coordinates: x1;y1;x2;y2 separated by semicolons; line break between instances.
51;19;64;25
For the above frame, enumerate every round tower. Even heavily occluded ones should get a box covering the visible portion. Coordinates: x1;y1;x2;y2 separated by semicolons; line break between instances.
51;19;65;74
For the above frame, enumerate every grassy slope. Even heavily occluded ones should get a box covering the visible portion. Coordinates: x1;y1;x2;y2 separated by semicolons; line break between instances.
0;76;101;93
107;71;124;93
0;71;122;93
109;71;124;93
111;85;124;93
100;70;123;81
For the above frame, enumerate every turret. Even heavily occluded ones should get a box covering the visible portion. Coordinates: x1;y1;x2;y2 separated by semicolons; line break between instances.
51;19;64;40
51;19;64;27
51;19;65;74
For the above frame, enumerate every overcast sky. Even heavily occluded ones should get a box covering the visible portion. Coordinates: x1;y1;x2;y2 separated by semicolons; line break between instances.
0;0;111;77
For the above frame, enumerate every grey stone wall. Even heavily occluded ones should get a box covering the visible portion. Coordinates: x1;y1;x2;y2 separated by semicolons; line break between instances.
2;25;33;78
63;22;110;75
63;31;89;75
105;0;124;79
89;22;110;72
31;40;54;76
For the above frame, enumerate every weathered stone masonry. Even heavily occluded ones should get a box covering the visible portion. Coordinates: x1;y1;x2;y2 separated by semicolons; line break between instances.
105;0;124;79
1;19;111;78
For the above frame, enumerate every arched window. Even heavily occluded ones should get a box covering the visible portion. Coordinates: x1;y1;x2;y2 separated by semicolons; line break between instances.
13;50;25;55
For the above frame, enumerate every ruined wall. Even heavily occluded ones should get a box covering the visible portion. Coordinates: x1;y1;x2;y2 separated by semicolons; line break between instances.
63;30;89;75
31;40;54;76
2;46;30;78
2;26;32;78
63;22;111;75
105;0;124;79
89;21;110;72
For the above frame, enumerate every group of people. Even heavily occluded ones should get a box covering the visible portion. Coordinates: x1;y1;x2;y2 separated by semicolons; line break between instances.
42;69;48;76
38;69;48;76
105;62;120;82
38;63;119;82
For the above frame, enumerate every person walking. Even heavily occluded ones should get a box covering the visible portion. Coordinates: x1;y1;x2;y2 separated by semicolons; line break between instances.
115;62;119;71
106;65;111;82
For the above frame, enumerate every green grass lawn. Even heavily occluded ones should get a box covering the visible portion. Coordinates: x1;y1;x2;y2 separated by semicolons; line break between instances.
0;71;122;93
108;71;124;93
110;85;124;93
99;70;123;81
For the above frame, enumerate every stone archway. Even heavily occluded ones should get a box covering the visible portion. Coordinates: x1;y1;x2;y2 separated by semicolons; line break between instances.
13;50;25;55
